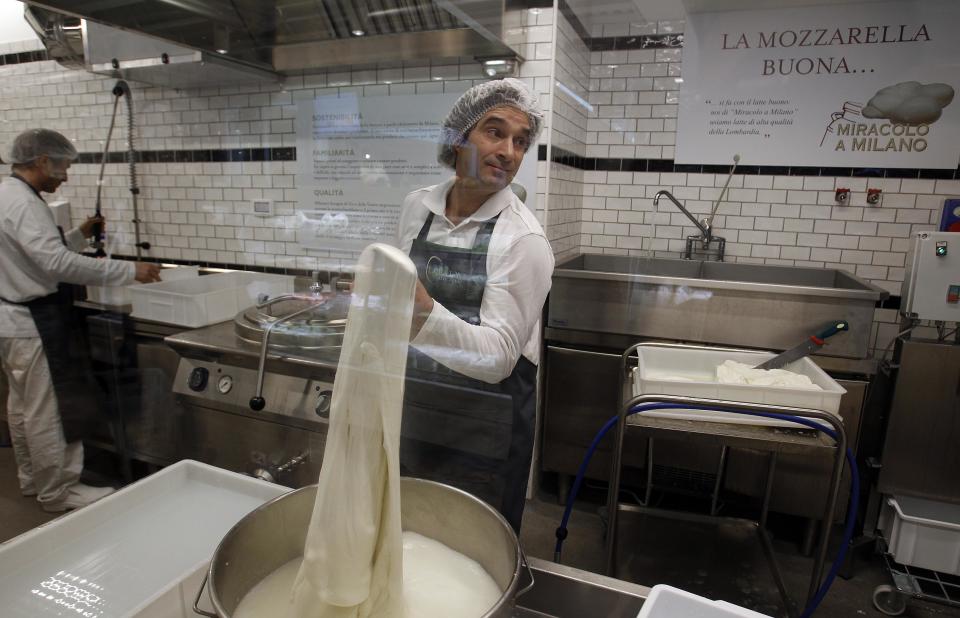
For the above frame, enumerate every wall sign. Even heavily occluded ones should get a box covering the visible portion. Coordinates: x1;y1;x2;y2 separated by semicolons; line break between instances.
676;0;960;168
295;92;538;252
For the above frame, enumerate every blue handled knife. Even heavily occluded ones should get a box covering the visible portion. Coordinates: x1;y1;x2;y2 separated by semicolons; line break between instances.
754;321;850;370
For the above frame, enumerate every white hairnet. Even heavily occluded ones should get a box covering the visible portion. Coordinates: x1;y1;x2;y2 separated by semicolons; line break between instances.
438;78;544;169
6;128;78;165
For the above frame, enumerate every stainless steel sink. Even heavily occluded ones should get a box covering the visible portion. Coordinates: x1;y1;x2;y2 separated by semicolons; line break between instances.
559;254;702;278
548;254;888;358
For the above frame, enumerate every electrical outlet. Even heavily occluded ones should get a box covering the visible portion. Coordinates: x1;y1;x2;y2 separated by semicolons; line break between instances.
252;199;273;217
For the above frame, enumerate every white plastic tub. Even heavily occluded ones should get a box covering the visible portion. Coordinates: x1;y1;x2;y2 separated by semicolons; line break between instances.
87;265;199;306
130;271;293;327
0;460;288;618
631;346;845;429
637;585;771;617
879;495;960;575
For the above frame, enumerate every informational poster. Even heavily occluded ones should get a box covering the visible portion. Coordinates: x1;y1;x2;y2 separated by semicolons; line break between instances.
295;92;539;252
676;0;960;168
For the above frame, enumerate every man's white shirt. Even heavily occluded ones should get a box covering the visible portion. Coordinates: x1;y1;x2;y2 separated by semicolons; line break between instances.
396;179;554;384
0;177;135;337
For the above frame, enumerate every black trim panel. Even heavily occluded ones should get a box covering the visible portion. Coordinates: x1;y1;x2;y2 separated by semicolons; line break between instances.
588;34;683;52
74;147;296;164
0;50;48;65
545;147;960;179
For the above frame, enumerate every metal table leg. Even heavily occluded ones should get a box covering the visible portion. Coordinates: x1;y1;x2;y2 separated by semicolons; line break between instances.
760;451;778;531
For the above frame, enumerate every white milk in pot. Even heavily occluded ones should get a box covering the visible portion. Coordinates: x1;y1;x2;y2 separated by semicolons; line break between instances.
234;532;501;618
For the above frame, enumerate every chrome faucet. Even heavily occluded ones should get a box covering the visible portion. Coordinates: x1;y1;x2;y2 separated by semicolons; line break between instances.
653;189;711;244
653;189;726;261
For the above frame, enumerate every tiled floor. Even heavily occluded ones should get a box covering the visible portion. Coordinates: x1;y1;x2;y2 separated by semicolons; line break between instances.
0;446;59;541
519;494;959;617
1;446;957;617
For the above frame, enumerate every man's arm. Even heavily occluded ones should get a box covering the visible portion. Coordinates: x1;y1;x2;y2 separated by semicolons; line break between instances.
411;279;435;338
411;234;553;383
63;214;103;253
18;203;135;287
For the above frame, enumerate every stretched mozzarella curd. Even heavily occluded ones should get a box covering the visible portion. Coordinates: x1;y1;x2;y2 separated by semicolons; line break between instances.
234;531;501;618
715;360;822;389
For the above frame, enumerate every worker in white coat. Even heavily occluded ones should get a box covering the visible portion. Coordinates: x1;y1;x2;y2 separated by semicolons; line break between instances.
396;79;554;532
0;128;161;512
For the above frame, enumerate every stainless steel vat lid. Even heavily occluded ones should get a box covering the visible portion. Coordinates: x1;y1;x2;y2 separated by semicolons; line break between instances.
234;294;347;349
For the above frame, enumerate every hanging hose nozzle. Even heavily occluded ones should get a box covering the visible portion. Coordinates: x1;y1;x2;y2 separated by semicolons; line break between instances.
112;80;130;98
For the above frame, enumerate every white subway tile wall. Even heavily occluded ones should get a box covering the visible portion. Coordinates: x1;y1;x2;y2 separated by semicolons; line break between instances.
0;10;556;272
546;7;590;262
2;11;953;355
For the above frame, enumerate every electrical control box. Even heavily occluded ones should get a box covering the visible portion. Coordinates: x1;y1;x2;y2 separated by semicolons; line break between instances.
901;231;960;322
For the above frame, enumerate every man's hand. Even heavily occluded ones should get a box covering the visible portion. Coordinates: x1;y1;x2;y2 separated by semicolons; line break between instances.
79;215;105;239
410;279;435;338
134;262;162;283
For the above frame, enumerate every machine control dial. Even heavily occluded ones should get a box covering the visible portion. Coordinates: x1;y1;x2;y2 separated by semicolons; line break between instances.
217;375;234;394
315;390;333;418
188;367;209;392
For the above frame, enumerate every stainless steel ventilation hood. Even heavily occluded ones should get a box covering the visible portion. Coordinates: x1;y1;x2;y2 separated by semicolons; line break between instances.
24;1;524;87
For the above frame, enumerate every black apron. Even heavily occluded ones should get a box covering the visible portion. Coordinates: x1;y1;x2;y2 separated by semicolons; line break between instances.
401;211;537;533
1;175;105;443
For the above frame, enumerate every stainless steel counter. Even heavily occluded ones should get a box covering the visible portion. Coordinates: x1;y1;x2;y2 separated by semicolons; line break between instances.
166;319;340;377
516;557;648;617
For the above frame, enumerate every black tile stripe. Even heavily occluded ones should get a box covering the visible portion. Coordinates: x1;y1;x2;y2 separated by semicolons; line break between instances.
588;34;684;52
74;147;296;164
544;147;960;180
556;0;684;51
0;50;49;66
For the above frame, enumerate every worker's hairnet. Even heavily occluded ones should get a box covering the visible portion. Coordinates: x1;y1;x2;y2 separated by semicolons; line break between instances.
6;128;78;165
438;78;544;169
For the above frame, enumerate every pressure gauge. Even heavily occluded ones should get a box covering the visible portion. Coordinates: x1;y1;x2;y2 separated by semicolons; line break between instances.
217;375;234;394
315;390;333;418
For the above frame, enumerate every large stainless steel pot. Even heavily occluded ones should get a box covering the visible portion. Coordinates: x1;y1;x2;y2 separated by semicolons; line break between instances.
193;477;532;617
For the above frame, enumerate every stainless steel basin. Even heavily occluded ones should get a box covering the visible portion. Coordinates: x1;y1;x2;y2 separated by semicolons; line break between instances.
548;254;888;358
698;261;876;292
558;255;702;278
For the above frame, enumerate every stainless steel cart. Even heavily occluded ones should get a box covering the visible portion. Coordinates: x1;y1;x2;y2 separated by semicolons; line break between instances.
604;343;850;618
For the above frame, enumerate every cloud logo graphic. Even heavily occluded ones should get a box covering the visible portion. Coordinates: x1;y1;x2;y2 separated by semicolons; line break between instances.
861;81;955;125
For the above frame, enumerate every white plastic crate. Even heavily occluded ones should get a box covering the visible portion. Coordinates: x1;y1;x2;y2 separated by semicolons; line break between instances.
87;265;199;306
631;346;845;429
637;585;771;617
0;460;288;618
130;271;293;327
879;495;960;575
